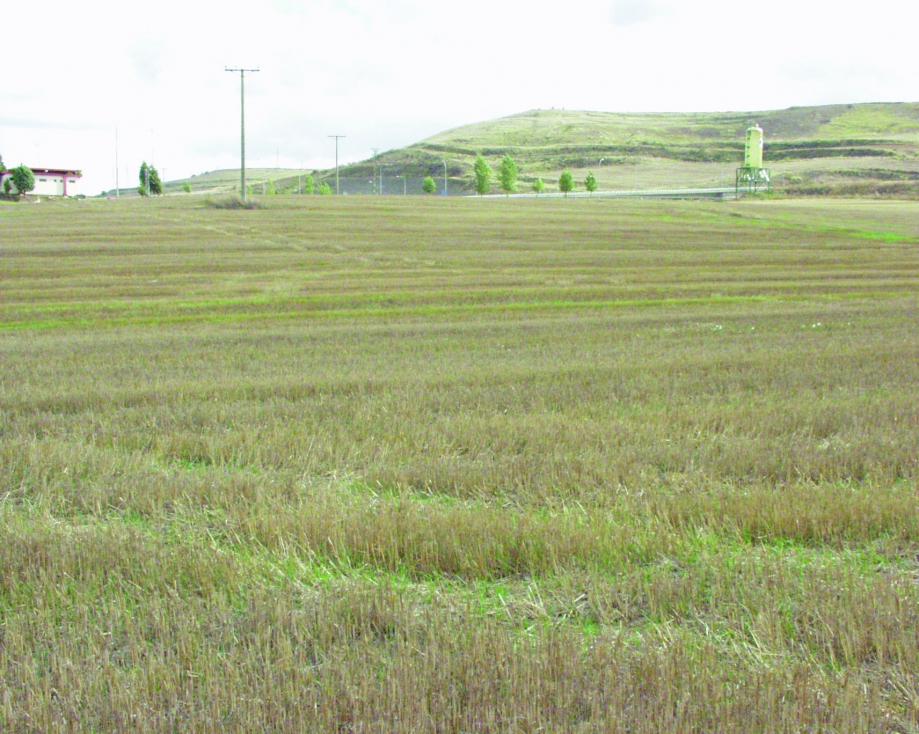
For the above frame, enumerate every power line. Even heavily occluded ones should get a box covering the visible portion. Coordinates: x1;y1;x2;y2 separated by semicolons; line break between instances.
225;67;259;201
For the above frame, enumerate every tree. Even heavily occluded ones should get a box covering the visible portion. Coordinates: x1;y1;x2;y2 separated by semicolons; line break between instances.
532;178;545;195
316;182;332;195
139;162;150;196
0;153;5;170
558;169;574;197
11;165;35;197
585;171;598;195
182;181;192;194
139;162;163;196
498;154;518;196
473;155;492;196
422;176;437;194
302;175;315;195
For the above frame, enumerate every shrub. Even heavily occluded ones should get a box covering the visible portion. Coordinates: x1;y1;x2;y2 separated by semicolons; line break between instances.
11;165;35;196
558;170;574;197
204;196;262;210
498;154;518;195
585;171;598;195
474;155;493;195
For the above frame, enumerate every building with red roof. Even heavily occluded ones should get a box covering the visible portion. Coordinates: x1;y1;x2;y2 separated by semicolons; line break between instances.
1;167;82;197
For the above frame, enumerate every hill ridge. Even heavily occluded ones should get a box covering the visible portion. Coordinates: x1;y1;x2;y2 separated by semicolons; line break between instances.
147;102;919;198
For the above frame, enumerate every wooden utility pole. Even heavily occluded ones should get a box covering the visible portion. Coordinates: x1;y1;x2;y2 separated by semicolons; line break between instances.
226;67;259;200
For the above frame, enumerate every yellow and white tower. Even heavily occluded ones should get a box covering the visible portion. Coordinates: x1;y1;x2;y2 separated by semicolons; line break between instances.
736;124;770;196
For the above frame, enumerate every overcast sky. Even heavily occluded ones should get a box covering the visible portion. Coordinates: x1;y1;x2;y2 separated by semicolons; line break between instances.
2;0;915;195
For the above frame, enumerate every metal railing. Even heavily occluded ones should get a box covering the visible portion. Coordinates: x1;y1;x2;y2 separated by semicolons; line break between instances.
478;187;741;200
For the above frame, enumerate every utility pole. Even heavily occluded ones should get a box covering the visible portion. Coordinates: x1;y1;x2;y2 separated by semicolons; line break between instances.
329;135;346;194
226;67;260;200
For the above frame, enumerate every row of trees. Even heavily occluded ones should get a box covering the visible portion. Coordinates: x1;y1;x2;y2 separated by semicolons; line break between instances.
128;157;597;199
472;154;599;197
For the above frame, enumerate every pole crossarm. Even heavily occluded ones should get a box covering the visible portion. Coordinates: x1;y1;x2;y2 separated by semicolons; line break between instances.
226;67;259;201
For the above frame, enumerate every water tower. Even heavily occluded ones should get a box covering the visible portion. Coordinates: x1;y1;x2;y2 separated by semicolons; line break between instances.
736;124;771;196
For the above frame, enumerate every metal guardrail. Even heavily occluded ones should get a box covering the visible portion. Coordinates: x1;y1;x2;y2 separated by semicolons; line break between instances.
477;187;741;200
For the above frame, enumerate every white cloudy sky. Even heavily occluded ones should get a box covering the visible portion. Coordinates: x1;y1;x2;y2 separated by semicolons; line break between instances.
2;0;915;195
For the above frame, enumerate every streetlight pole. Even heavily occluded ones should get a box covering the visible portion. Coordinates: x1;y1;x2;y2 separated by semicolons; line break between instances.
115;127;119;199
371;148;380;195
329;135;345;194
226;67;260;201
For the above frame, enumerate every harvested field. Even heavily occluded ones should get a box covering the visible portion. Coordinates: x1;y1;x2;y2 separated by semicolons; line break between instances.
1;195;918;732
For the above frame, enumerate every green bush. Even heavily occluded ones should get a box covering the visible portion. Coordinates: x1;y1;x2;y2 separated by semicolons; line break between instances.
204;196;262;210
11;165;35;196
474;155;493;195
558;170;574;197
498;154;518;195
585;171;598;195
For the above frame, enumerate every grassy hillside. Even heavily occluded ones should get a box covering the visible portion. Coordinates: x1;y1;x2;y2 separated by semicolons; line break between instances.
2;196;918;730
140;103;919;198
404;103;919;195
340;102;919;196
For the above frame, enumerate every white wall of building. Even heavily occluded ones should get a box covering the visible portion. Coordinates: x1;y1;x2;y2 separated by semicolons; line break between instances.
2;170;82;196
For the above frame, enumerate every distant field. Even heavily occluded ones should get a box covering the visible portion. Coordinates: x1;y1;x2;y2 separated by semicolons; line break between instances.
1;195;918;731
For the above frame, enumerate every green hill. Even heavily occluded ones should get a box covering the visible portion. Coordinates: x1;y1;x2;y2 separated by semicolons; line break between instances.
156;103;919;197
398;103;919;196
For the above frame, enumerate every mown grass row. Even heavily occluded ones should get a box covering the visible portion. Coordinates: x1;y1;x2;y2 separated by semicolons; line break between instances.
1;196;918;731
